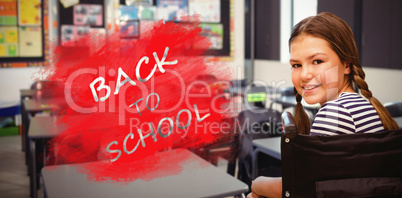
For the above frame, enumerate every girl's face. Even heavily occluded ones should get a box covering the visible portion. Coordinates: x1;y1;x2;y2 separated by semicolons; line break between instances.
290;34;353;105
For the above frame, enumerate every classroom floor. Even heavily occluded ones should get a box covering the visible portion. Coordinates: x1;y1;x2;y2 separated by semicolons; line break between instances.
0;135;233;198
0;135;44;198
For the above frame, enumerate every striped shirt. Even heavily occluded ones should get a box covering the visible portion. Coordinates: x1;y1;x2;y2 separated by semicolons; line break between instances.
310;92;385;136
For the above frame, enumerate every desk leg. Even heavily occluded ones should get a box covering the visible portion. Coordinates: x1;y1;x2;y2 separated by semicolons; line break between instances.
227;160;236;176
251;148;260;180
28;138;33;197
26;112;34;170
227;134;239;176
26;117;31;175
29;138;38;198
20;97;25;151
41;174;48;198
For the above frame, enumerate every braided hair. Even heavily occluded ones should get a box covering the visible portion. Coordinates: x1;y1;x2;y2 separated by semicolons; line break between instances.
289;12;398;134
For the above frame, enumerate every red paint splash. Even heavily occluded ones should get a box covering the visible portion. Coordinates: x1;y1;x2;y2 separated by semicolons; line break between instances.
43;18;233;181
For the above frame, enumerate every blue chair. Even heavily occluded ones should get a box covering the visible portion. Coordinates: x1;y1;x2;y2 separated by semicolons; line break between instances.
0;104;20;117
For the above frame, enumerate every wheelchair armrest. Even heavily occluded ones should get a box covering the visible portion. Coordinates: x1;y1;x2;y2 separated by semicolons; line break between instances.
281;112;297;139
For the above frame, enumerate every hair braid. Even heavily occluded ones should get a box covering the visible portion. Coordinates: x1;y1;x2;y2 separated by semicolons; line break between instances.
293;87;311;135
351;65;372;98
351;65;399;130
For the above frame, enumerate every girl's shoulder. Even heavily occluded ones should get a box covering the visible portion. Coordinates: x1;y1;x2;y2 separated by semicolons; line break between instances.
312;92;384;136
323;92;368;110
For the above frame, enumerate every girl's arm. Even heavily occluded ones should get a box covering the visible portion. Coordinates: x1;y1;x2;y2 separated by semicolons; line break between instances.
248;176;282;198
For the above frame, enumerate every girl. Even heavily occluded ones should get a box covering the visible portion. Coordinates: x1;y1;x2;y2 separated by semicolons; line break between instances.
247;12;399;198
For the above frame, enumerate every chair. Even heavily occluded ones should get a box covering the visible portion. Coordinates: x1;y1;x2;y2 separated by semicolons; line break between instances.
192;116;237;166
270;86;295;111
280;112;402;198
31;80;58;90
234;86;283;190
231;79;249;88
280;86;294;97
31;81;65;100
226;79;250;101
191;75;237;167
384;102;402;117
384;102;402;129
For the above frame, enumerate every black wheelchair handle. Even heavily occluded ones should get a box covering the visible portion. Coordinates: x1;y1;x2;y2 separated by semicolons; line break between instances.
281;112;298;139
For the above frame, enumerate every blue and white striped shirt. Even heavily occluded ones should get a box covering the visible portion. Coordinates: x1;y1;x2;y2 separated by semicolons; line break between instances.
310;92;385;136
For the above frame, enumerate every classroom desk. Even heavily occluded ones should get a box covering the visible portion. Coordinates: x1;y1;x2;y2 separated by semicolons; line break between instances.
23;99;61;112
41;149;249;198
28;116;64;198
20;89;36;99
20;89;36;151
227;86;275;98
251;137;282;179
272;96;321;114
22;99;63;166
21;99;57;148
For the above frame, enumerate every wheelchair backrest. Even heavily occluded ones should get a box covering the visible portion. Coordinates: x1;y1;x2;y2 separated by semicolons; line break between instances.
281;112;402;198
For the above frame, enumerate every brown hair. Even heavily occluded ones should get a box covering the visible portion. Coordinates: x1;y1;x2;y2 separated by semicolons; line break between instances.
289;12;399;134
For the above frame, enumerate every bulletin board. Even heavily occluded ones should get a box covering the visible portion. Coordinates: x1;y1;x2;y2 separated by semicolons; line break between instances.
118;0;232;58
58;0;106;56
0;0;49;67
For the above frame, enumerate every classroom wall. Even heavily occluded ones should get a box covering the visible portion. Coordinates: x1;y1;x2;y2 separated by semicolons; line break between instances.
0;67;43;104
0;0;245;104
254;60;402;104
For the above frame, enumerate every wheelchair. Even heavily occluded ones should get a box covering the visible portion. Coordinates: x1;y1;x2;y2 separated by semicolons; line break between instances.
280;112;402;197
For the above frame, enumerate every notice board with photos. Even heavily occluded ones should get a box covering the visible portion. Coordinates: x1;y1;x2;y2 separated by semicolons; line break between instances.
57;0;106;58
56;0;232;62
117;0;232;58
0;0;49;67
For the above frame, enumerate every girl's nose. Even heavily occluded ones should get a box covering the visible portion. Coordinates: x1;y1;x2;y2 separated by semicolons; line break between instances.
300;65;314;82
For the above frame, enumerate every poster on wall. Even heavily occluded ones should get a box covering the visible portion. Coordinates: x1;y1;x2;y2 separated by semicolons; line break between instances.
0;0;17;25
74;4;103;26
0;26;18;57
125;0;152;5
120;5;139;21
156;0;188;21
61;25;90;46
189;0;220;22
119;20;139;38
60;0;79;8
19;0;42;25
199;23;223;49
138;5;155;20
19;26;42;57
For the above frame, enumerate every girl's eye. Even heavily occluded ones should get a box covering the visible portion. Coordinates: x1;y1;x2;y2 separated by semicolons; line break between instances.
313;60;323;64
291;64;302;69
